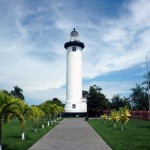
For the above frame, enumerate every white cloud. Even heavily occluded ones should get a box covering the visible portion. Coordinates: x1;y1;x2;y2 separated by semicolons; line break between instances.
81;0;150;79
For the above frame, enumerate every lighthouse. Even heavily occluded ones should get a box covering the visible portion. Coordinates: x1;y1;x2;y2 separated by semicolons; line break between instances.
64;28;87;116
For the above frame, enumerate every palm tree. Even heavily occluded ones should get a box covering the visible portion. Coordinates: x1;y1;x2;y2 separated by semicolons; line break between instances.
20;103;30;140
11;86;24;100
47;103;58;124
42;101;53;126
39;104;46;128
130;84;145;110
29;106;45;132
58;106;64;120
142;71;150;90
50;104;56;124
0;91;24;150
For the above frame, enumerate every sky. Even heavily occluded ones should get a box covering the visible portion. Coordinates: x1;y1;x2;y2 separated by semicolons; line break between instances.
0;0;150;105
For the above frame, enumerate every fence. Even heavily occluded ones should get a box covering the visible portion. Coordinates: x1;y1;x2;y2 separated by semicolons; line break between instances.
103;110;150;120
130;110;150;120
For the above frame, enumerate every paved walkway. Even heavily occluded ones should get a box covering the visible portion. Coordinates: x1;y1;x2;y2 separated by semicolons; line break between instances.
28;118;112;150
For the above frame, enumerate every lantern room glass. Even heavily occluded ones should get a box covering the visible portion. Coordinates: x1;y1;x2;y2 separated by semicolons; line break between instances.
70;28;79;41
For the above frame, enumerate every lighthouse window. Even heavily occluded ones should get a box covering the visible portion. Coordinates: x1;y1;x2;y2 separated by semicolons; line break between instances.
72;104;76;108
72;47;76;51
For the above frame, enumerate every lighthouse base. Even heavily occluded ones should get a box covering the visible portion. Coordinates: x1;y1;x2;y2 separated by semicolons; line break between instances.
65;98;87;114
62;112;87;117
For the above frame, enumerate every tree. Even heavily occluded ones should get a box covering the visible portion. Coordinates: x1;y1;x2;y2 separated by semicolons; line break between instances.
50;103;59;123
87;85;110;117
52;98;65;107
58;105;64;119
118;107;131;131
0;91;24;150
39;104;46;128
20;103;30;140
130;84;148;110
142;71;150;90
29;106;45;132
1;90;10;96
102;114;108;124
111;95;131;110
109;110;120;127
11;86;24;101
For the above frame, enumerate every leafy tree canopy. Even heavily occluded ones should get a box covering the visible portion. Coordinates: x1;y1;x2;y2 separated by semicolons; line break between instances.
85;85;110;117
111;94;131;110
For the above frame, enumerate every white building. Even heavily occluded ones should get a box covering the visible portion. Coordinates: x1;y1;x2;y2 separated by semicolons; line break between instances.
64;28;87;115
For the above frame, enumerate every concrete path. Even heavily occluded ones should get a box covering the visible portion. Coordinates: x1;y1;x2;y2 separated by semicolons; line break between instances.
28;118;112;150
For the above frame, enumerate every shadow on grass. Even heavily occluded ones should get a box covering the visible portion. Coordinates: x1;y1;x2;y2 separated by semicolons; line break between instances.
104;123;113;128
7;134;33;140
3;144;15;150
7;135;20;139
3;145;28;150
136;125;150;129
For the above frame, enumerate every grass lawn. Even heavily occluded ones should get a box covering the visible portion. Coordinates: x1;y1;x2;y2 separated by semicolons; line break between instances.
88;119;150;150
2;119;60;150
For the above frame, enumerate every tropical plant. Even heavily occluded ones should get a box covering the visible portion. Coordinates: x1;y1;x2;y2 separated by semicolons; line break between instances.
48;103;57;124
20;103;30;140
42;101;56;125
118;107;131;131
111;95;131;110
55;105;60;121
130;84;147;110
0;91;25;150
102;113;108;124
10;85;24;100
58;106;64;119
39;104;46;128
109;110;120;127
29;106;45;132
44;101;53;126
142;71;150;90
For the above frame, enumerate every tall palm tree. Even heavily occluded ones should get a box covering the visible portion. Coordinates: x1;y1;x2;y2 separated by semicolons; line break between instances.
142;71;150;90
130;84;145;110
11;86;24;100
0;91;24;150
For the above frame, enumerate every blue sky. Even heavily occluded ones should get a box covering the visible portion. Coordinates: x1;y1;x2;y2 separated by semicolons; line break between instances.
0;0;150;105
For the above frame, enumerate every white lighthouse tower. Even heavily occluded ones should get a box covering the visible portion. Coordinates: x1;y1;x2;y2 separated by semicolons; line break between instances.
64;28;87;116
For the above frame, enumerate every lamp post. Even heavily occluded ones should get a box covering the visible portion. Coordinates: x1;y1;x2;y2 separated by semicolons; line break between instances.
146;52;150;111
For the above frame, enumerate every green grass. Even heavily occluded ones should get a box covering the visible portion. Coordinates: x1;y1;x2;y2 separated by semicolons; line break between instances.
88;119;150;150
2;119;60;150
